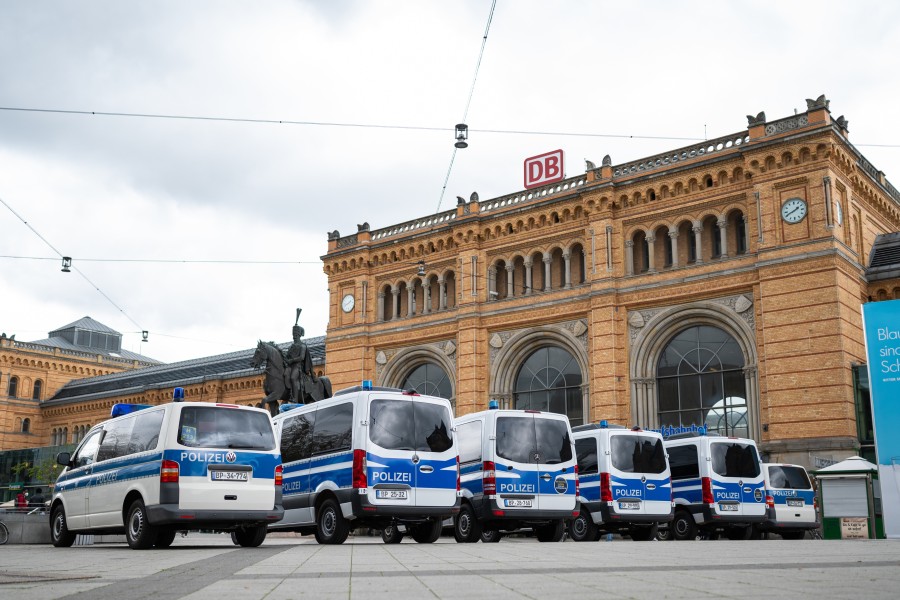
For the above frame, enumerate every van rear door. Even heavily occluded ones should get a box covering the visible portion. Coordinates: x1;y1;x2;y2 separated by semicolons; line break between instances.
494;415;541;512
709;440;765;518
767;464;816;524
532;415;577;512
608;431;670;517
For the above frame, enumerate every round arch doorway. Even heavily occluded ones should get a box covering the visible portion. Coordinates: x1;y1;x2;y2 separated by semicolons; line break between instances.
513;346;584;426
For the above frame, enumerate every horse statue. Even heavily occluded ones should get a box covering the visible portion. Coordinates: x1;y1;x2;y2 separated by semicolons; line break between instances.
251;340;333;416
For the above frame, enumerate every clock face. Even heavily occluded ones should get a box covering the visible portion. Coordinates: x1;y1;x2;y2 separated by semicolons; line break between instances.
341;294;355;313
781;198;808;224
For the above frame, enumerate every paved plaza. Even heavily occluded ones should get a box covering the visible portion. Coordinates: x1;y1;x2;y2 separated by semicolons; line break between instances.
1;535;898;599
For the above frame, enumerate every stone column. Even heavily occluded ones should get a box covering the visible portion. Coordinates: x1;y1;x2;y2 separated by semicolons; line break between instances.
646;235;656;273
423;282;431;314
392;288;401;319
693;224;704;264
718;217;728;258
625;240;634;276
439;277;447;310
543;256;552;291
506;264;514;297
377;291;385;322
669;229;679;267
563;251;572;288
524;259;533;294
407;285;414;317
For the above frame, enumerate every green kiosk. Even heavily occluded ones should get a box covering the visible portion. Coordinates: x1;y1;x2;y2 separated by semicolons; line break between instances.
813;456;885;540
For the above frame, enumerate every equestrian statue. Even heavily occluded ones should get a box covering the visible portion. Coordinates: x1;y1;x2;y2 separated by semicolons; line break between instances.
251;309;333;416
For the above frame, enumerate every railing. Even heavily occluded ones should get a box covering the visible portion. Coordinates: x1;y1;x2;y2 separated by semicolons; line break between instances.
9;342;142;367
369;209;458;241
859;155;900;204
479;177;587;213
764;114;809;136
612;132;750;178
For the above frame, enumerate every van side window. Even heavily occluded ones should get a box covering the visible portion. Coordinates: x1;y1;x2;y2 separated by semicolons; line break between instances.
575;438;599;474
128;410;164;454
311;403;353;456
73;430;103;468
457;421;483;464
668;445;699;480
768;465;811;490
97;416;136;462
282;411;316;463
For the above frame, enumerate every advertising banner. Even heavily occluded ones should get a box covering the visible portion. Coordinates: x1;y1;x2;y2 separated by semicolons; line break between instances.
861;300;900;538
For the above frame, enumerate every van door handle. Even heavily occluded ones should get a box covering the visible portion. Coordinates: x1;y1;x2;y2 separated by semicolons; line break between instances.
419;465;434;474
540;473;552;481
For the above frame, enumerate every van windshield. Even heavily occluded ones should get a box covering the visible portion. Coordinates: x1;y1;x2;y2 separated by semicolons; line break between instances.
710;441;760;478
177;407;276;450
496;416;573;464
610;435;667;474
369;399;453;453
768;465;811;490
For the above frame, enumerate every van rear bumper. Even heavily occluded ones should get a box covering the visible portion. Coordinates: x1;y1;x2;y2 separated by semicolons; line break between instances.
759;519;820;532
474;497;577;523
584;500;674;525
351;492;460;519
147;504;284;528
692;504;766;526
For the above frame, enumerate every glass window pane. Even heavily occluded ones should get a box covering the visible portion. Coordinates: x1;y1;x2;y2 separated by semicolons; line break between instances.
177;407;276;450
369;400;414;451
496;416;535;463
710;442;760;478
575;438;598;474
658;378;679;412
458;421;483;464
282;411;315;463
534;419;572;464
679;376;701;410
413;402;453;452
311;403;353;456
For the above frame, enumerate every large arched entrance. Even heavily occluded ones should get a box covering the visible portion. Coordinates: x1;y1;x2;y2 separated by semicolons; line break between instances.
513;346;584;426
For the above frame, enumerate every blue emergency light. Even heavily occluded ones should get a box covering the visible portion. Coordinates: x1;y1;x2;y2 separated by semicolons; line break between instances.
488;400;499;410
279;403;303;413
600;420;608;428
362;380;373;391
173;387;185;402
110;403;153;418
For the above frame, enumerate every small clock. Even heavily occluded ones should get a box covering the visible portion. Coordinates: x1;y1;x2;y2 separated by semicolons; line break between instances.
341;293;355;313
834;200;843;226
781;197;808;224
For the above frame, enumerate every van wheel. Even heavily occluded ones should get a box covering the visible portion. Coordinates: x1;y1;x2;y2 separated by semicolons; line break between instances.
232;525;268;547
155;528;177;548
480;528;502;543
410;518;442;544
568;509;598;542
453;503;482;543
655;526;672;541
315;499;349;545
630;524;658;541
125;500;158;549
381;524;404;544
536;520;565;542
50;505;76;548
672;511;697;541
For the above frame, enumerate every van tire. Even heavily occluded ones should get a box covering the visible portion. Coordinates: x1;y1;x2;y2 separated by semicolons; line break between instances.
125;500;158;549
655;526;672;541
480;528;502;543
568;508;598;542
50;505;76;548
672;511;697;541
315;499;349;545
381;524;404;544
410;518;442;543
233;525;268;547
453;503;482;543
630;524;658;541
155;528;177;548
535;520;565;542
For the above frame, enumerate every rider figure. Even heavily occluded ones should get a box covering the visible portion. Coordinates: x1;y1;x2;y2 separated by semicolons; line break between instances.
286;324;314;403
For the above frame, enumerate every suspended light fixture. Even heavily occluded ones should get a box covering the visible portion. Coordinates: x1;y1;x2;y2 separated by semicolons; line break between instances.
417;260;426;277
61;257;72;273
454;123;469;149
141;330;149;342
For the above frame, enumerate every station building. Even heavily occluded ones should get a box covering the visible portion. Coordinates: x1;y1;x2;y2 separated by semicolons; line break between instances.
321;95;900;468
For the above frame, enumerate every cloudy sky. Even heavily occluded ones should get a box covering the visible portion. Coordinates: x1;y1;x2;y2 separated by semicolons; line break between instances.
2;0;899;364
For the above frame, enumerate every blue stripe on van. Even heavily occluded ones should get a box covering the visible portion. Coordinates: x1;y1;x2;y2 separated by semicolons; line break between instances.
770;488;815;505
164;449;280;480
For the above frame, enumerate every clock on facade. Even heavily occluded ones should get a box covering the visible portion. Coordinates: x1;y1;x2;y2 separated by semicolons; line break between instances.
781;197;808;223
341;293;355;313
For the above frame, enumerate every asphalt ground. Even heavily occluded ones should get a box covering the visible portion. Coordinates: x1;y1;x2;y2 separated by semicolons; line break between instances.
1;534;899;599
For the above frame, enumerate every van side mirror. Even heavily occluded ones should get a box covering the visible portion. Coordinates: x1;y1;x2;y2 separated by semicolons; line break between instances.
56;452;71;467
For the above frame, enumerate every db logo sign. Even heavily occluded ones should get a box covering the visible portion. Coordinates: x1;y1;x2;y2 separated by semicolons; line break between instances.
524;149;565;189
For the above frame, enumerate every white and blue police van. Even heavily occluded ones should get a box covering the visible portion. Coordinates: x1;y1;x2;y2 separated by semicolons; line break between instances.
757;462;819;539
51;390;283;550
662;431;765;540
453;403;578;543
570;421;673;541
269;382;460;544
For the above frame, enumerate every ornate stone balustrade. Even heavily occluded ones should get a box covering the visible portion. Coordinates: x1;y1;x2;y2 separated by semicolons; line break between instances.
369;209;458;241
612;133;750;178
479;177;587;213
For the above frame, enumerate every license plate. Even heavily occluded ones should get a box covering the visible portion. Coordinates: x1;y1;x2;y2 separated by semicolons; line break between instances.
375;489;408;500
787;499;804;507
211;471;248;481
504;498;533;508
719;503;739;512
618;501;640;510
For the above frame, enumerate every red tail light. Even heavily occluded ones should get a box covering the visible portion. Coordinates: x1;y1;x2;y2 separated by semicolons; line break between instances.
483;461;496;495
813;496;818;510
600;472;612;502
161;459;179;483
765;494;774;508
574;464;580;497
352;449;367;489
274;465;283;487
701;476;714;505
456;456;461;492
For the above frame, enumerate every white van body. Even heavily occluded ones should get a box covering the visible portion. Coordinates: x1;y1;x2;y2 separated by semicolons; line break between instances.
571;423;673;541
51;401;283;549
663;433;766;540
270;386;460;544
758;462;818;539
454;408;578;543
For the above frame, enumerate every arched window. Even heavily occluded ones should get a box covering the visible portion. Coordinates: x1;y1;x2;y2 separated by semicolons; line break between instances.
8;376;18;398
514;347;584;426
402;363;452;399
22;418;31;433
33;379;43;400
656;325;747;437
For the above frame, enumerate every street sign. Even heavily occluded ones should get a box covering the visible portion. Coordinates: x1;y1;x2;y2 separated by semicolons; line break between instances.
524;149;564;189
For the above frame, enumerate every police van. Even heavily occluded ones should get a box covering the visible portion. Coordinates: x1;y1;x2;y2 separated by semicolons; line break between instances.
570;422;673;541
662;432;765;540
757;462;819;539
454;404;578;543
269;383;460;544
51;392;284;550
